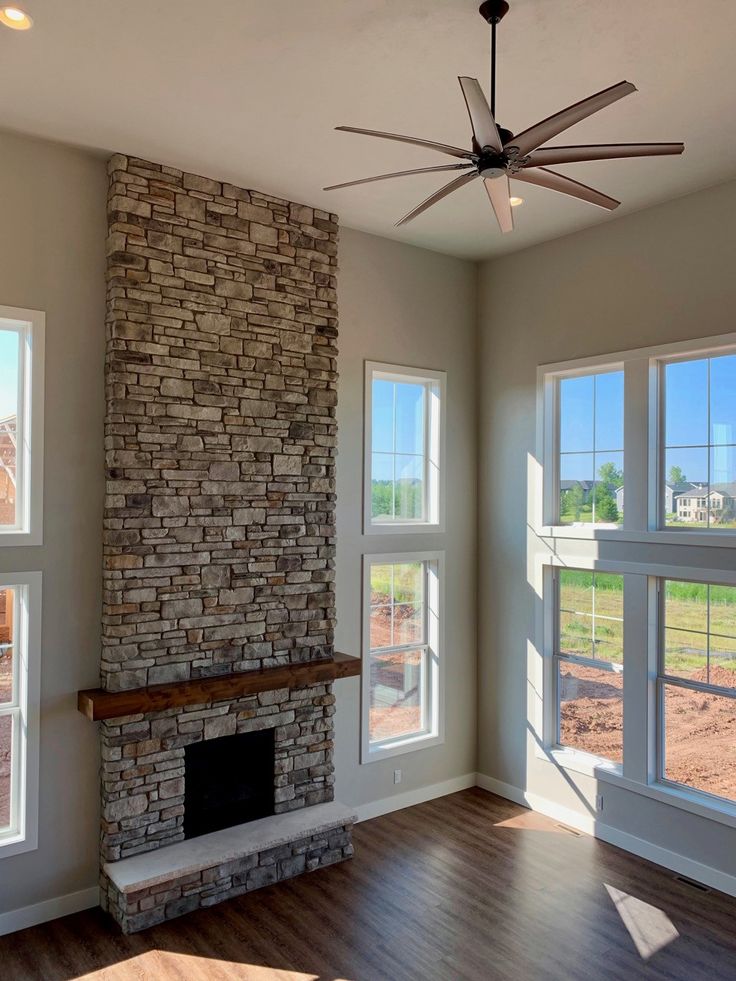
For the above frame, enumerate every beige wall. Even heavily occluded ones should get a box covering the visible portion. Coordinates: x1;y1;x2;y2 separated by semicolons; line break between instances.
477;179;736;877
334;228;478;810
0;130;106;916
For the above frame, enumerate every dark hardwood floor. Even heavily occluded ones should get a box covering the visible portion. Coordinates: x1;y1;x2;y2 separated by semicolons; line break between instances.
3;788;736;980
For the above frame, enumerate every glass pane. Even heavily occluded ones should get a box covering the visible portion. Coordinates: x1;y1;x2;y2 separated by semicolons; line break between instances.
371;379;394;453
708;634;736;691
665;448;708;527
392;562;423;606
0;587;14;704
594;371;624;451
559;455;594;526
710;354;736;447
593;452;623;525
0;713;11;830
560;375;593;453
369;605;392;650
0;329;20;530
709;446;736;528
663;685;736;802
371;453;393;520
559;570;593;658
394;455;423;521
665;580;707;633
664;629;707;681
369;649;426;743
370;564;393;605
709;584;736;638
558;660;623;764
394;382;424;455
394;604;424;646
665;358;708;448
559;610;592;658
560;569;593;616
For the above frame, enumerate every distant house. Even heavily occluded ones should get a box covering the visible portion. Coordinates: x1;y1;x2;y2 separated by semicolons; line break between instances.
676;484;736;523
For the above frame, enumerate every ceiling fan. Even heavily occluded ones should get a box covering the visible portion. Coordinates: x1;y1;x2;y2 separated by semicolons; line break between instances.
324;0;684;234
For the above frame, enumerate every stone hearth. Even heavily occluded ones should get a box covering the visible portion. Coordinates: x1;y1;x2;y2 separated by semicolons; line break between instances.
93;154;352;933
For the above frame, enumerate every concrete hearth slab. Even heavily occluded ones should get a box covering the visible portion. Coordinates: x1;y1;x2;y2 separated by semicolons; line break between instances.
103;801;356;894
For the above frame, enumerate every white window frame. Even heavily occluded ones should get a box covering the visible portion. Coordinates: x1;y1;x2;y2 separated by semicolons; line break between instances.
0;571;42;857
361;551;445;763
0;306;45;546
532;329;736;831
363;361;446;535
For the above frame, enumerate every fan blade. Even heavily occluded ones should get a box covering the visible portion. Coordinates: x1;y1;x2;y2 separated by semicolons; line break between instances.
458;77;503;153
513;167;620;210
525;142;684;167
335;126;475;160
507;81;637;158
484;177;514;234
323;163;474;191
396;171;478;226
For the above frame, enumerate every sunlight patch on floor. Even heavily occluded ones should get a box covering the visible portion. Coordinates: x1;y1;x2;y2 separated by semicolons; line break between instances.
605;883;680;960
493;810;567;831
77;953;330;981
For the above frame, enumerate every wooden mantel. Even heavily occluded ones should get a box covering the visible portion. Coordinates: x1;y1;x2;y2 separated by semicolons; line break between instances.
78;652;361;722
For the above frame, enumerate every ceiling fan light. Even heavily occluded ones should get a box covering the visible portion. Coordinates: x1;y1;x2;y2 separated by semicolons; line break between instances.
0;6;33;29
509;196;524;207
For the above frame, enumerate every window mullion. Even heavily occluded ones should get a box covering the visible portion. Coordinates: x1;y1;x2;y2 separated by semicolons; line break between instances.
623;356;649;533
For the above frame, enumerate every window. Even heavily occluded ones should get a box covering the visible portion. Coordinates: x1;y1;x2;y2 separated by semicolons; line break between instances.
557;369;624;528
364;362;445;533
0;307;44;545
362;553;443;761
556;570;624;765
662;353;736;529
0;573;41;856
659;580;736;803
535;332;736;829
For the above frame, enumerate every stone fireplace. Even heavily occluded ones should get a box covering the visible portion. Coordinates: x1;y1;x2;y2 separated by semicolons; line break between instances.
83;154;357;933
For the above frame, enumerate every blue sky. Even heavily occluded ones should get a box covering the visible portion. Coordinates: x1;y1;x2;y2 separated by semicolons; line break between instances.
560;358;736;485
0;331;19;419
372;379;424;482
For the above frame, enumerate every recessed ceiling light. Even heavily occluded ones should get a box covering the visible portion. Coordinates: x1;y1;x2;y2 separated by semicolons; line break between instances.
509;196;524;207
0;6;33;30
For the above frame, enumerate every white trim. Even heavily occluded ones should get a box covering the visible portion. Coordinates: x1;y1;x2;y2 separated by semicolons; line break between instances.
363;361;446;535
0;571;42;858
0;886;100;937
354;773;476;823
475;773;736;898
0;307;44;547
361;551;445;764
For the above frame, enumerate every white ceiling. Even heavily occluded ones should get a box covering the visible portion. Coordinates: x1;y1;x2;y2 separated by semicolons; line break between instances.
1;0;735;260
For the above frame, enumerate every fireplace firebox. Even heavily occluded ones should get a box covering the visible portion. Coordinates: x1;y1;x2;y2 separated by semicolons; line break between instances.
184;728;275;839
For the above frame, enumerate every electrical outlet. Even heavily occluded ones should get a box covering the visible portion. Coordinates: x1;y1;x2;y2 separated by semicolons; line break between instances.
394;768;402;785
596;793;604;812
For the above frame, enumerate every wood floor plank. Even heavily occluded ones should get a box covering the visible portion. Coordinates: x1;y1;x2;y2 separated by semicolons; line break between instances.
2;788;736;980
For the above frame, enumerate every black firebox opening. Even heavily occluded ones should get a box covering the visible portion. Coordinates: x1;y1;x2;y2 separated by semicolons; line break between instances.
184;728;275;839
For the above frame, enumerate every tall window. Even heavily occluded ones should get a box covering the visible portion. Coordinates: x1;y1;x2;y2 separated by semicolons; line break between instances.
660;580;736;802
362;554;443;761
0;573;41;855
364;363;445;533
663;353;736;529
558;369;624;527
0;308;44;544
556;570;624;765
537;331;736;829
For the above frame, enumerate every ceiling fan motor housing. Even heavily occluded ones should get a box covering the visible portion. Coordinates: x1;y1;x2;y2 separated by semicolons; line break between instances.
478;151;507;179
479;0;510;23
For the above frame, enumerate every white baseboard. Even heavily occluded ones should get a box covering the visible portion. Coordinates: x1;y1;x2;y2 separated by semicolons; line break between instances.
475;772;736;899
354;772;477;823
0;886;100;937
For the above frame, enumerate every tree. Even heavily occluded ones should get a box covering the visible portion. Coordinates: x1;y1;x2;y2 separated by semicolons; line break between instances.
598;461;623;490
561;482;586;521
668;465;686;484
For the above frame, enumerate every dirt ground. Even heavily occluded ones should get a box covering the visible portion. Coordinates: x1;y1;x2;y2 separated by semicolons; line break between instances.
560;662;736;798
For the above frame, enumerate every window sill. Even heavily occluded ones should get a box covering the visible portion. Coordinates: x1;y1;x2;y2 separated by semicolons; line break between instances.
534;525;736;549
540;746;736;830
0;529;43;548
0;828;36;859
364;521;444;536
362;731;443;764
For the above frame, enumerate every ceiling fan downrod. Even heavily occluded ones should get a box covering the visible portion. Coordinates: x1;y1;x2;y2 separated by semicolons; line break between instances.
479;0;510;118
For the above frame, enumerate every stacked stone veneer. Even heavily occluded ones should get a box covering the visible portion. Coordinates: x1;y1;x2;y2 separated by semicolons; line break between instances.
98;156;351;930
103;154;338;690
